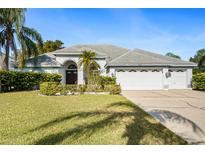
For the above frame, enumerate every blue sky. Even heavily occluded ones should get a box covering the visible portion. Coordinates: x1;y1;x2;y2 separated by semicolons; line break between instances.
25;9;205;60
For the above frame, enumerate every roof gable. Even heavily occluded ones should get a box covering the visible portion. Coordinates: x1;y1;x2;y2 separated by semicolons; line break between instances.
25;53;62;67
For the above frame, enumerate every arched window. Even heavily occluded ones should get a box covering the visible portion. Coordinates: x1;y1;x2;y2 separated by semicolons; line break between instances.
68;64;77;69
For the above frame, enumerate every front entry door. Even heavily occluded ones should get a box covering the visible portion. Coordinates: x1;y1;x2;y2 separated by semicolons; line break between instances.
66;70;77;84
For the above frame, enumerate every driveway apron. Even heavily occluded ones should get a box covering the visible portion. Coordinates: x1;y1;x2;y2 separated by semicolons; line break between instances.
122;90;205;144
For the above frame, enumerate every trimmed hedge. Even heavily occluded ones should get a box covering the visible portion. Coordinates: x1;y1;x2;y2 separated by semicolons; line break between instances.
40;82;59;96
192;73;205;90
105;84;121;95
0;70;62;92
88;75;116;88
98;76;116;87
40;82;121;96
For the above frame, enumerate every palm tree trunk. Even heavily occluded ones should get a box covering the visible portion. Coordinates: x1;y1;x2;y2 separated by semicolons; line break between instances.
5;42;10;70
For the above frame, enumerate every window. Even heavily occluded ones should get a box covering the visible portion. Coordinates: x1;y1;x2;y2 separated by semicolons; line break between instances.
68;64;77;69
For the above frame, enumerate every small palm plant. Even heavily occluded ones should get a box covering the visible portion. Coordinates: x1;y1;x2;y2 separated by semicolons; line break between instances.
78;50;100;84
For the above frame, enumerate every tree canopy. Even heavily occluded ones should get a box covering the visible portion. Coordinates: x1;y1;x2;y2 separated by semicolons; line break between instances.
189;49;205;63
165;52;181;59
39;40;64;54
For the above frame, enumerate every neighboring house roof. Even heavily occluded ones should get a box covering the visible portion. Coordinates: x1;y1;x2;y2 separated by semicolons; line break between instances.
24;44;197;68
107;48;196;67
25;53;62;68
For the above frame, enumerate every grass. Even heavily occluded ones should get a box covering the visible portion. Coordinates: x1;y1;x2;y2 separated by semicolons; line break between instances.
0;91;187;145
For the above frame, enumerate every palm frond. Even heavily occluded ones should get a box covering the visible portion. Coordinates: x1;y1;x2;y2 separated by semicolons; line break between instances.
21;26;43;47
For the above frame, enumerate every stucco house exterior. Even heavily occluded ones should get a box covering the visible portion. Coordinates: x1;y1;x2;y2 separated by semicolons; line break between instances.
21;44;197;90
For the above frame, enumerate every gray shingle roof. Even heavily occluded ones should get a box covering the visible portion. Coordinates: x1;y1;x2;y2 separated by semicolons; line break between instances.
25;53;62;67
24;44;196;68
107;48;196;67
51;44;129;60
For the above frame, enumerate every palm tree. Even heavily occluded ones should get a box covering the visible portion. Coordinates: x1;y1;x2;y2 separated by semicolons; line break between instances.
78;50;100;84
0;9;43;70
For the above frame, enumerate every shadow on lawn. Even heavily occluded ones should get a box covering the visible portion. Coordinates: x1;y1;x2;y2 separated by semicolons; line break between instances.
30;101;190;145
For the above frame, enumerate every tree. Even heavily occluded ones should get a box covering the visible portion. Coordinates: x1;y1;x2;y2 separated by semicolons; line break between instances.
189;49;205;63
165;52;181;59
198;55;205;69
78;50;100;84
0;9;43;70
39;40;64;54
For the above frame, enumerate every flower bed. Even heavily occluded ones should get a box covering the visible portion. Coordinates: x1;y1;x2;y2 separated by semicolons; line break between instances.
39;82;121;96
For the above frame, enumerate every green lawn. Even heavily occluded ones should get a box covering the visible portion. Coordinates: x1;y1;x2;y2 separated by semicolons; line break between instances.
0;91;187;145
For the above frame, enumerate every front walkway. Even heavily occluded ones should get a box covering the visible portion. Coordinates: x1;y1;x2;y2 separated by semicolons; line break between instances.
122;90;205;144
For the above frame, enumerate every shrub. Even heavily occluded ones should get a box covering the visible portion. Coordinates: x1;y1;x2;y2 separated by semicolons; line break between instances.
58;84;68;95
0;70;62;92
110;85;121;95
77;84;86;94
192;73;205;90
40;82;59;96
104;84;121;95
86;84;102;92
193;68;205;75
66;84;77;94
98;76;116;87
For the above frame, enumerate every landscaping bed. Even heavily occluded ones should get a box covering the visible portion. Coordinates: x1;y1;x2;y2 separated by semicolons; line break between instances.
0;91;187;145
40;82;121;96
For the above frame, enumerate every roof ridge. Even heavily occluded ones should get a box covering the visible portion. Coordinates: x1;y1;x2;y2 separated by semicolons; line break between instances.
73;45;108;56
108;50;131;63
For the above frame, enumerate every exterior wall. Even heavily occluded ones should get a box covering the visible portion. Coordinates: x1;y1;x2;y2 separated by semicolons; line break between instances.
22;67;60;73
21;55;108;85
96;59;107;76
55;55;83;84
186;68;193;88
55;55;107;84
108;68;116;77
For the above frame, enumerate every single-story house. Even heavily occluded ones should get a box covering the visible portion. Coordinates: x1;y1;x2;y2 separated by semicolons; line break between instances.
21;44;197;90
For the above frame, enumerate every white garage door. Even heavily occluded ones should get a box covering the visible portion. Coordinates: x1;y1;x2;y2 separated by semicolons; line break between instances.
169;70;187;89
116;70;163;90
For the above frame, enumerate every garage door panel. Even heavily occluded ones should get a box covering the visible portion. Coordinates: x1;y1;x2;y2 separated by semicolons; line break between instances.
169;71;187;89
116;71;163;90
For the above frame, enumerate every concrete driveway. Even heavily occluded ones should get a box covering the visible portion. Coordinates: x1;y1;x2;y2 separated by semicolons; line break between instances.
122;90;205;144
